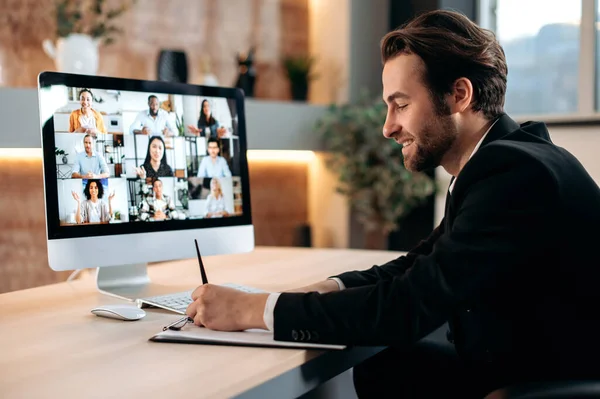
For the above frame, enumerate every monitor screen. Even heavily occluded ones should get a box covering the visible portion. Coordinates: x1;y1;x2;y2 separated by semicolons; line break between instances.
38;72;252;242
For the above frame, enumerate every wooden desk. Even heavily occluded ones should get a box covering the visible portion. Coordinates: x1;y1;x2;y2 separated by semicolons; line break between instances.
0;247;402;399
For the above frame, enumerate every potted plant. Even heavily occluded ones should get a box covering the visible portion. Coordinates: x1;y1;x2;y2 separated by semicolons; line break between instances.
114;154;125;177
283;55;317;101
175;113;186;136
316;96;436;249
55;147;69;164
176;179;189;210
42;0;137;75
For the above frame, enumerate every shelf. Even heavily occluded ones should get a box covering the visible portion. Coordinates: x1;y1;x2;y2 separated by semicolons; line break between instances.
0;88;329;150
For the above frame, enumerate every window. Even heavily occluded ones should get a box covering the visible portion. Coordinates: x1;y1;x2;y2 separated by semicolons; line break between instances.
479;0;584;116
596;0;600;110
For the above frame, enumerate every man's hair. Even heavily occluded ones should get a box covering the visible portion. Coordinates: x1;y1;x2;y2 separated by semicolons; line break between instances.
381;10;507;119
148;95;159;103
83;133;94;142
207;137;220;147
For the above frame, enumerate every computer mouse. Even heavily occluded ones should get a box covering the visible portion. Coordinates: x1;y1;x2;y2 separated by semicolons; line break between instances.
90;304;146;321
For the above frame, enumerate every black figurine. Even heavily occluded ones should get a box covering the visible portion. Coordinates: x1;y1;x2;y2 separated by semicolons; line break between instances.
234;47;256;97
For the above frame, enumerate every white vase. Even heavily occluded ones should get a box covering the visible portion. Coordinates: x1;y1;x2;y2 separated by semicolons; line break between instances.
199;56;219;86
202;73;219;86
43;34;99;75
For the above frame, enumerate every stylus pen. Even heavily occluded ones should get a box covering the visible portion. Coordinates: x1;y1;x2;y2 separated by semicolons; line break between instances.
195;239;209;285
163;316;192;331
162;239;208;332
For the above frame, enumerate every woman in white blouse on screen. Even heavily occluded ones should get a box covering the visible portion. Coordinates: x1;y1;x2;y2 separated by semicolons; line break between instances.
204;178;229;218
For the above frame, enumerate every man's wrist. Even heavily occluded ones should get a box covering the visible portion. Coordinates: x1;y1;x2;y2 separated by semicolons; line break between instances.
317;278;342;293
262;292;281;331
260;280;342;332
247;293;270;330
327;277;346;291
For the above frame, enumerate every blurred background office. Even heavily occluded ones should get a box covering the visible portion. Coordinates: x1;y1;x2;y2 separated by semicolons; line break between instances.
1;0;599;294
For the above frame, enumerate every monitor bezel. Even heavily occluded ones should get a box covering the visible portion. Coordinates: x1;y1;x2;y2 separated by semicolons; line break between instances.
38;71;253;240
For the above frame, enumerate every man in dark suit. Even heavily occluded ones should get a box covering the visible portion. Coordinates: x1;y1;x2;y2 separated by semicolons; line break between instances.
185;10;600;398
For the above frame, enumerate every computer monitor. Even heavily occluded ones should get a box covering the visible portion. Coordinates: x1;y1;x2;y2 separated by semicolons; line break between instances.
37;72;254;300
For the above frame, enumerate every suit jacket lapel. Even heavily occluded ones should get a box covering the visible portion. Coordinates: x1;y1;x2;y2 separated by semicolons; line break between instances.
444;177;455;231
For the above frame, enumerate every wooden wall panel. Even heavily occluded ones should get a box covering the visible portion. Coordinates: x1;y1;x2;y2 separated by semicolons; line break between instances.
0;158;308;293
248;160;308;246
280;0;310;56
0;0;309;101
0;158;71;294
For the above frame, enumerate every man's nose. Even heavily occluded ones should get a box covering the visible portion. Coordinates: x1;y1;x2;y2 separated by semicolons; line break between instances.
382;116;399;139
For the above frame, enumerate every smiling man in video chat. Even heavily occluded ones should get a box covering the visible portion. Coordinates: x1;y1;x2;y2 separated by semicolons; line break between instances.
185;9;600;398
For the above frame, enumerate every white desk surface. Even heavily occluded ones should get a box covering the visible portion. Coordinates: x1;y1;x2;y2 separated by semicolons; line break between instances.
0;246;401;399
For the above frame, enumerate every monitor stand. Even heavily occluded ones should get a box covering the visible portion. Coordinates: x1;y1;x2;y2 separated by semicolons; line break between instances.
96;263;194;305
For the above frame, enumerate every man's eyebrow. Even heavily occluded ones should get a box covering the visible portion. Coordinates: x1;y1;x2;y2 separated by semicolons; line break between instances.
385;91;410;104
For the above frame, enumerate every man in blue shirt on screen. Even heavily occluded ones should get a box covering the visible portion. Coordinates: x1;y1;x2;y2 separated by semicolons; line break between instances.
197;138;232;178
71;134;109;179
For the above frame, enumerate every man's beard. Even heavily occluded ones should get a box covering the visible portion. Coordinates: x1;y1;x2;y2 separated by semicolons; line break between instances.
149;109;158;117
403;113;457;172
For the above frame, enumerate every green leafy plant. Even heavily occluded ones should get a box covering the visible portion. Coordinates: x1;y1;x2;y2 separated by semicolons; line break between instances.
54;0;137;45
175;113;185;136
283;55;317;82
54;147;68;156
317;96;436;234
283;55;317;101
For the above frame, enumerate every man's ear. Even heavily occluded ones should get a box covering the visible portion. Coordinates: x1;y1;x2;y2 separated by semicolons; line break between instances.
450;77;473;113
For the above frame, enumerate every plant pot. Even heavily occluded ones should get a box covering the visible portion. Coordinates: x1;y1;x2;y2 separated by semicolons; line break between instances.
43;34;99;75
364;229;388;250
290;81;309;101
114;163;123;177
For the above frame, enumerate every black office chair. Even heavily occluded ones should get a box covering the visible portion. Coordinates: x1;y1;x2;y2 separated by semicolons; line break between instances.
484;381;600;399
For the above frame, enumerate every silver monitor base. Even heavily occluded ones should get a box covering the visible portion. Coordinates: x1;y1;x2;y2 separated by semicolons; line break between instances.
96;264;194;310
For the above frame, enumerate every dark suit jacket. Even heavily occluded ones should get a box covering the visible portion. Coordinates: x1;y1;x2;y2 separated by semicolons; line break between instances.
273;114;600;378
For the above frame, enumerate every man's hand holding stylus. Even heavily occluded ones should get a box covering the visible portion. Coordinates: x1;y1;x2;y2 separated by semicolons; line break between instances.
185;284;269;331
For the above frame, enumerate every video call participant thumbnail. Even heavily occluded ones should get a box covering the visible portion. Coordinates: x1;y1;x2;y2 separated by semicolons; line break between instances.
130;95;176;137
71;134;110;179
71;179;114;224
188;99;227;138
197;138;231;178
139;178;176;221
136;135;174;180
68;89;107;137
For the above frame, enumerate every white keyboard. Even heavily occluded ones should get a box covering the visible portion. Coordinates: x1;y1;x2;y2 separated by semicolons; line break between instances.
138;283;266;314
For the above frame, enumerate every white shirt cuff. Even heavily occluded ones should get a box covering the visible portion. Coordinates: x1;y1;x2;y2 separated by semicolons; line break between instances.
263;292;281;332
328;277;346;290
263;279;345;332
